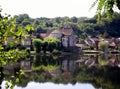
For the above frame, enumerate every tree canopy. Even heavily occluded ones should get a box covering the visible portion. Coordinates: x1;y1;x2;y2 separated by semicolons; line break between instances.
14;12;120;39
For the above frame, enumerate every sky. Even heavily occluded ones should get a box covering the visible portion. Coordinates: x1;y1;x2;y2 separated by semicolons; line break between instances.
0;0;97;18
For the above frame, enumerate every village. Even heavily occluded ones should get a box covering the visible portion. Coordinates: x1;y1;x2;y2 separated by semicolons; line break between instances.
1;0;120;89
15;24;120;53
3;24;120;74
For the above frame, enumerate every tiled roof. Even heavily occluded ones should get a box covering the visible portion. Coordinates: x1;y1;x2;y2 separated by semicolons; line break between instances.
51;30;61;34
45;29;73;37
61;29;73;36
46;30;54;37
40;33;46;38
45;24;73;37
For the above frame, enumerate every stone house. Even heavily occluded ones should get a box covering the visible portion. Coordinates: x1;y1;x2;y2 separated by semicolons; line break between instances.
40;24;75;47
61;24;75;47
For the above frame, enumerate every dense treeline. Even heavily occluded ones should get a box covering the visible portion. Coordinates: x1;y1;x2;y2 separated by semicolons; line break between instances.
14;12;120;38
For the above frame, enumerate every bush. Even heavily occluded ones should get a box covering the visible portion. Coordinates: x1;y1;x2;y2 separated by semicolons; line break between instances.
33;39;42;53
33;37;61;53
98;40;109;52
43;37;61;52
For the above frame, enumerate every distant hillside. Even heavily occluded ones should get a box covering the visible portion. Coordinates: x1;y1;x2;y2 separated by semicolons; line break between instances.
14;12;120;39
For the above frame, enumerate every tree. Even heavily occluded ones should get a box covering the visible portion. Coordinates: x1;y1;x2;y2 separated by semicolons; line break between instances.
92;0;120;19
33;39;42;53
14;14;30;24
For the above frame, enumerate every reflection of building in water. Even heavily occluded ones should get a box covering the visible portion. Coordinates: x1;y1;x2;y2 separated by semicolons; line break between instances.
61;60;67;71
75;54;120;68
108;55;120;67
3;62;20;76
21;61;32;72
61;59;75;73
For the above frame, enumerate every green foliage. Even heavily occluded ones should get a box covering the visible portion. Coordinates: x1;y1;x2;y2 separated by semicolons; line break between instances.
0;7;34;67
0;7;34;89
14;13;120;39
33;37;61;53
33;39;42;53
32;54;60;71
103;30;109;38
92;0;120;20
43;37;61;52
32;64;59;71
19;69;25;75
15;78;20;83
25;25;34;31
98;40;109;51
117;44;120;50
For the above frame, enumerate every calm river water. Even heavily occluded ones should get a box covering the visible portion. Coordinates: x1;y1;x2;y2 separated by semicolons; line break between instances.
2;81;95;89
1;53;120;89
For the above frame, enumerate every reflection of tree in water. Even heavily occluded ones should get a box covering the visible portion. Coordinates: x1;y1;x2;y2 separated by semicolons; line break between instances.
32;54;60;69
2;54;120;89
75;64;120;89
14;62;120;89
32;54;42;67
33;54;120;89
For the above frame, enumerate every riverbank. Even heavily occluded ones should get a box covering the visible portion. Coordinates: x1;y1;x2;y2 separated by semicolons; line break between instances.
82;50;120;54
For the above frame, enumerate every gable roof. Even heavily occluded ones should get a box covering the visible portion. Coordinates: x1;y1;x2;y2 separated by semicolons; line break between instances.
46;30;54;37
61;24;73;35
51;30;61;34
45;24;74;37
61;29;73;36
40;30;54;39
49;30;61;38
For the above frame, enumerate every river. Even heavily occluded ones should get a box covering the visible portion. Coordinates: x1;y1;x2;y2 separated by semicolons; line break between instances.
1;53;120;89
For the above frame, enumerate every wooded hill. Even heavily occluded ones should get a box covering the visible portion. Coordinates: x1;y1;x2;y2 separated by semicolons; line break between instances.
14;12;120;39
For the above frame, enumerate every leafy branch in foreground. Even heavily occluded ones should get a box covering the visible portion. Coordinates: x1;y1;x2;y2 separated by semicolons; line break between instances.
0;9;34;67
91;0;120;20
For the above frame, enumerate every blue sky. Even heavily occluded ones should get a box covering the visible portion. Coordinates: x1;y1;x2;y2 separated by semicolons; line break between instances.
0;0;97;18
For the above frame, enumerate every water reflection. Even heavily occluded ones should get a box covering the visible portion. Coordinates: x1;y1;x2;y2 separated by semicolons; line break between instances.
14;82;95;89
79;54;120;67
1;54;120;89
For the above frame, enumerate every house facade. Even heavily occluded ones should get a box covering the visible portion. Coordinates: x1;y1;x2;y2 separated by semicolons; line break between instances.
40;24;75;47
61;24;75;47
